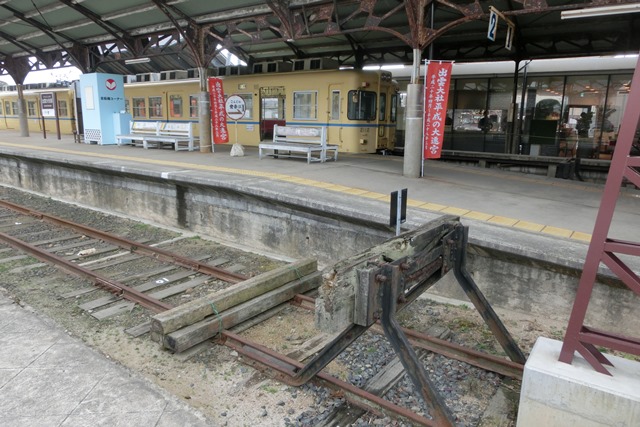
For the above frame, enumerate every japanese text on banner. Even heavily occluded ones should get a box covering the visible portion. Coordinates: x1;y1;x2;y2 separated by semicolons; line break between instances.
208;77;229;144
423;62;452;159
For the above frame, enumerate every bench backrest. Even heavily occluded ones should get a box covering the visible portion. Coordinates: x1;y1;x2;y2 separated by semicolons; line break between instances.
273;125;326;145
131;121;161;134
160;122;193;137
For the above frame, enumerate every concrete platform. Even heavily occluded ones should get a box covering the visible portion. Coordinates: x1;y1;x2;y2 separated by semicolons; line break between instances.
517;337;640;427
0;288;213;427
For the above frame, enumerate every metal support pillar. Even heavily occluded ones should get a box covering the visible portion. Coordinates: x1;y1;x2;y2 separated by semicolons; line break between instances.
559;54;640;374
198;67;212;153
403;48;423;178
403;84;424;178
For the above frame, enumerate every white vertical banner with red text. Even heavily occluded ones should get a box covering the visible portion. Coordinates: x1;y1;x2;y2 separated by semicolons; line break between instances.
423;61;452;160
208;77;229;144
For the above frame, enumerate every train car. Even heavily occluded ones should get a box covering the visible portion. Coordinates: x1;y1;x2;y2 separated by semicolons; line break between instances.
0;85;77;135
122;67;399;153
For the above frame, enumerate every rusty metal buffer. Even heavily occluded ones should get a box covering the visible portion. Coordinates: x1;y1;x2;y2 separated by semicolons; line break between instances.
229;216;526;426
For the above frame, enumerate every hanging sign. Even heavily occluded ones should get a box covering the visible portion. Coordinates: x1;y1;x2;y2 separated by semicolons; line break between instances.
487;9;498;41
423;62;452;159
505;24;515;50
208;77;229;144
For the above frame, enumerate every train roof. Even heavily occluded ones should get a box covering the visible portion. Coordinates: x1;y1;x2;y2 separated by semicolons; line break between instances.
388;55;638;80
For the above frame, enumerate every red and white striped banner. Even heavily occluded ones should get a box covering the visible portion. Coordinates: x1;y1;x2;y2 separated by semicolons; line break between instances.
423;62;452;159
208;77;229;144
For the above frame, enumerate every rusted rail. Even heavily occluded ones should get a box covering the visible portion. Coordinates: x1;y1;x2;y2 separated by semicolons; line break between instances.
0;200;524;425
0;199;247;283
0;229;172;312
220;330;439;426
293;293;523;379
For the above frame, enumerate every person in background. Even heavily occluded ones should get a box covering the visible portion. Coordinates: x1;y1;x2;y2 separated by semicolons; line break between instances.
478;111;492;133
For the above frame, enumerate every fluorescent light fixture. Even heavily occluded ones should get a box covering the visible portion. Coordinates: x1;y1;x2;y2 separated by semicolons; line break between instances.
561;3;640;19
124;57;151;65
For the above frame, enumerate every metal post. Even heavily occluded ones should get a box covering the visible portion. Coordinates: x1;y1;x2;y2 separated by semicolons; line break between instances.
395;190;402;236
198;67;212;153
403;49;424;178
379;264;456;427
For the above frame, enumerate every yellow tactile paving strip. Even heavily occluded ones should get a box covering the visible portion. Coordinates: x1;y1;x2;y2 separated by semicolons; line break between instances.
0;141;591;242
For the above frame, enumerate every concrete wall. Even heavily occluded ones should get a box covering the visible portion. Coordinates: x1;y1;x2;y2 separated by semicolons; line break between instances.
1;152;638;335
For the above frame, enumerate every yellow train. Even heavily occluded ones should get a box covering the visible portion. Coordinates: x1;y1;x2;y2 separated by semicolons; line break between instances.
0;85;77;135
124;68;399;153
0;68;399;153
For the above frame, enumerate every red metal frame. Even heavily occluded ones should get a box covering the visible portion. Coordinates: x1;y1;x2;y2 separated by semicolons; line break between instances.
559;55;640;374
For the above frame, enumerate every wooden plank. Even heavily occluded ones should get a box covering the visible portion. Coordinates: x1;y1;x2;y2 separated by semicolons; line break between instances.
147;276;210;299
162;271;322;352
91;302;135;320
151;258;317;338
125;322;152;337
0;234;78;255
61;255;221;299
223;263;245;273
286;333;332;362
79;270;209;311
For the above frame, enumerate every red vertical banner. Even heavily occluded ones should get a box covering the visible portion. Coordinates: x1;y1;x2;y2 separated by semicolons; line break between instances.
208;77;229;144
423;62;452;159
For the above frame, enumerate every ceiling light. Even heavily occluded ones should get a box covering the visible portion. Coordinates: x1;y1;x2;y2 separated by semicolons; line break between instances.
125;57;151;65
561;3;640;19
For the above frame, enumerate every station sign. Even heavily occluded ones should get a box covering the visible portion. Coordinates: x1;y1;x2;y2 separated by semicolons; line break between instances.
41;92;56;117
225;95;246;120
487;9;498;41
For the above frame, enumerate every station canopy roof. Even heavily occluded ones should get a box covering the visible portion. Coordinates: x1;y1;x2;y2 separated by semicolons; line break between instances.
0;0;639;82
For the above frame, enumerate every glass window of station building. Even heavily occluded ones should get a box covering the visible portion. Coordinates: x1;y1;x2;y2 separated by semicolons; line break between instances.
440;68;632;159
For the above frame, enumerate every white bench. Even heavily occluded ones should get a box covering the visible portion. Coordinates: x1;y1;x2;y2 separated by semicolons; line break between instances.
143;122;199;152
116;121;160;147
258;125;338;163
116;121;199;151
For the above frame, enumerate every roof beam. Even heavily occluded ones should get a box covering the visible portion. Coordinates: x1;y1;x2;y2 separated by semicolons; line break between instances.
0;3;92;70
149;0;203;68
55;0;137;55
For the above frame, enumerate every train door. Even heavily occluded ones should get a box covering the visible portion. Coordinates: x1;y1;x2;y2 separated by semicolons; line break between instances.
328;83;342;148
259;86;286;141
376;89;390;150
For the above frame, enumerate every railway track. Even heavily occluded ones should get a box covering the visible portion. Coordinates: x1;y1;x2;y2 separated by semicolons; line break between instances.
0;193;525;426
0;198;251;316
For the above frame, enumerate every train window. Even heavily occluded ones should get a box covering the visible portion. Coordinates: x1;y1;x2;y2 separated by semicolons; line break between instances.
379;93;386;121
390;94;397;122
4;101;9;115
57;100;68;117
347;90;376;121
133;97;146;118
189;95;198;118
238;94;253;119
293;91;317;120
330;90;340;120
170;95;182;118
149;96;162;118
27;101;36;116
